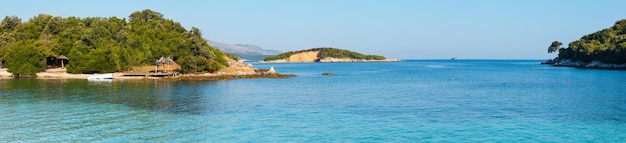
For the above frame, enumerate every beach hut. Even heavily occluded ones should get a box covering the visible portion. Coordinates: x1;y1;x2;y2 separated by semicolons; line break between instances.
157;57;174;65
57;55;69;68
156;56;180;72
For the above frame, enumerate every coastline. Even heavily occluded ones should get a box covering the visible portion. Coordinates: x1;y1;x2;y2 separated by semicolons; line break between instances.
542;59;626;70
0;68;10;78
0;68;150;80
0;66;296;81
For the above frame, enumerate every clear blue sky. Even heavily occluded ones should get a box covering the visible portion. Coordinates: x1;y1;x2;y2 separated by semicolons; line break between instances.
1;0;625;59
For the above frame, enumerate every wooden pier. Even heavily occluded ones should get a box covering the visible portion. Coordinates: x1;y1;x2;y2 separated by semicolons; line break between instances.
122;73;179;77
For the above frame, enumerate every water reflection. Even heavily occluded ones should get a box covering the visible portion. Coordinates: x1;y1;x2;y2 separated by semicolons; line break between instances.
0;79;221;115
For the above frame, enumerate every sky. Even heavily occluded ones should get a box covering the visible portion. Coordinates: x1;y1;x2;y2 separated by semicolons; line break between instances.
1;0;625;59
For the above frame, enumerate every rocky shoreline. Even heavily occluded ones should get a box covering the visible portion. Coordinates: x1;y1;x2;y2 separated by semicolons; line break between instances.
541;59;626;70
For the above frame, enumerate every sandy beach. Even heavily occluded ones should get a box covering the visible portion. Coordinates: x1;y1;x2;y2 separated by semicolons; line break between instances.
0;68;144;79
0;68;11;78
0;61;288;80
0;68;292;80
34;68;91;79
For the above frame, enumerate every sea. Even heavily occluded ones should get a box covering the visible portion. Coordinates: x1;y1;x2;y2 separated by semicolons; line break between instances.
0;60;625;142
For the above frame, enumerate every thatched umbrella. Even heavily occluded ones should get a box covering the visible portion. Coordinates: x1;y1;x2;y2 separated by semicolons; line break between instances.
57;55;69;68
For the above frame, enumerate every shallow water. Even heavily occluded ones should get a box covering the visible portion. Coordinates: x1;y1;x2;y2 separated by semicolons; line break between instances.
1;60;625;142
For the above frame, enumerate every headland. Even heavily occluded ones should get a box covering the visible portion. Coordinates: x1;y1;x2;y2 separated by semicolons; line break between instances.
263;47;401;63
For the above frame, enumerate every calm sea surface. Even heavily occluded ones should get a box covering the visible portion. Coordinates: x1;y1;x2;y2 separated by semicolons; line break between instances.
1;60;625;142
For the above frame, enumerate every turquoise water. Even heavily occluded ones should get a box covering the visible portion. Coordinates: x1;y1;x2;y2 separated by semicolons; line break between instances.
1;60;625;142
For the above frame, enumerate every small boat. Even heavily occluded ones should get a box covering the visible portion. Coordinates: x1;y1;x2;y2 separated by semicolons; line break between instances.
88;73;113;80
451;57;459;60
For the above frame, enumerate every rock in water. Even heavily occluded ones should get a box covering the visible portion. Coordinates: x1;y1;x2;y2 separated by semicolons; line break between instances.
265;66;277;74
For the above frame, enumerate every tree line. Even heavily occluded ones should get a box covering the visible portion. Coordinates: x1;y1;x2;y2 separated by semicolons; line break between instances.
0;9;235;76
548;19;626;64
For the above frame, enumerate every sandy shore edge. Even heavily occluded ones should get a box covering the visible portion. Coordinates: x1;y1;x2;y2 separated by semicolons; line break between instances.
0;68;153;80
0;68;12;78
1;59;292;80
0;68;294;80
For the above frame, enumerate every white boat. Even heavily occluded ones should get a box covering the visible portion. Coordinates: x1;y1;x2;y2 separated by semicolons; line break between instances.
87;73;113;80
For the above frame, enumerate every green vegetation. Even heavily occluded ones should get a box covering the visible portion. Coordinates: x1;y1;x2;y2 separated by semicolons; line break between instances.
264;47;386;61
264;51;297;61
233;53;273;61
0;9;230;75
550;19;626;64
548;41;562;53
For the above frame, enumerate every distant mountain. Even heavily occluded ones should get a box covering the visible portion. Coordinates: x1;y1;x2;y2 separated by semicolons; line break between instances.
208;40;281;60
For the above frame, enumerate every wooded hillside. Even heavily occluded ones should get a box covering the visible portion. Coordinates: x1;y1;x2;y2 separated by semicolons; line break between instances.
549;19;626;64
0;9;233;75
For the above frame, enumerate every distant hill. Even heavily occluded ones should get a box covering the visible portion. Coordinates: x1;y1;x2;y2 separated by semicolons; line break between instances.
208;40;281;61
263;47;400;63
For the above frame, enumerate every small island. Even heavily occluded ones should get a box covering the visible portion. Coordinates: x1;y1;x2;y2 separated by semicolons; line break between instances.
543;19;626;69
263;47;400;63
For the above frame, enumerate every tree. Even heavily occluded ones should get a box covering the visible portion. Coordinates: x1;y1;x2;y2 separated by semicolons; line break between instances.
1;15;21;32
129;9;164;23
548;41;562;53
4;42;46;76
